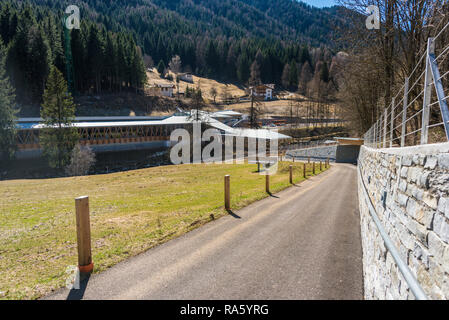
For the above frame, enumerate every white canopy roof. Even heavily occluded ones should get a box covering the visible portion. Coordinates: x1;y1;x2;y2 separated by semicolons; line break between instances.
24;112;291;140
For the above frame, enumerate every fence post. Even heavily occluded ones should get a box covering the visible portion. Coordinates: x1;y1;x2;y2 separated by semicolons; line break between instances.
313;162;316;175
373;120;379;149
401;77;409;147
390;98;395;148
378;118;381;148
75;196;93;273
303;163;306;178
289;165;293;184
383;108;388;148
266;174;270;193
421;38;434;145
224;175;230;210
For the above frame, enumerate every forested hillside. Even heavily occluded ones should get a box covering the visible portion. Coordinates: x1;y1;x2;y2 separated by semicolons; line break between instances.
0;0;345;107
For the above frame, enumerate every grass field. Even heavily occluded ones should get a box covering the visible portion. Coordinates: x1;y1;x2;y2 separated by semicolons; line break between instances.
146;69;246;102
0;161;327;300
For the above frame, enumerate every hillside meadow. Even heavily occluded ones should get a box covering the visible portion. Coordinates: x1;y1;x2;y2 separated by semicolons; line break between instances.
0;161;327;299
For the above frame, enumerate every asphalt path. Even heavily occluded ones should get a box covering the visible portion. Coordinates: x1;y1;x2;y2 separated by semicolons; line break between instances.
46;163;363;300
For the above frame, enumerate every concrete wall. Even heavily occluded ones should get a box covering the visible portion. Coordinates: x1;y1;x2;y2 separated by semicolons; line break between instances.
358;143;449;299
336;145;361;164
286;144;360;164
286;145;337;161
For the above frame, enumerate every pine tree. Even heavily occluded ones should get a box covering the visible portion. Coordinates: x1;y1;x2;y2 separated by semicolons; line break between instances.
0;38;17;161
320;61;329;83
40;66;78;169
86;25;104;93
299;61;313;95
289;60;298;89
0;3;11;44
157;60;166;75
27;25;51;102
71;27;86;92
281;63;290;88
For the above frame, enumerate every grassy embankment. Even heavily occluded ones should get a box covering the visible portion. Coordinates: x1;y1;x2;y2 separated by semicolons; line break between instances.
0;161;328;299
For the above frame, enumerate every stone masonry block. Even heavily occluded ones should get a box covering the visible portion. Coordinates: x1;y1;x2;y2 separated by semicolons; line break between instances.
423;192;439;210
424;156;438;169
437;154;449;170
433;213;449;244
401;155;413;166
398;192;409;208
427;231;446;259
400;167;408;178
438;197;449;219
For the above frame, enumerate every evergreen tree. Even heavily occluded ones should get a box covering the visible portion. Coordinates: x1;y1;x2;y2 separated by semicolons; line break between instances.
281;63;290;88
27;25;51;102
157;59;166;75
205;41;219;76
40;66;78;169
0;3;12;44
249;50;263;85
71;27;86;92
86;25;104;92
289;60;298;89
320;61;329;83
298;61;313;95
0;38;17;161
299;46;311;65
237;54;250;84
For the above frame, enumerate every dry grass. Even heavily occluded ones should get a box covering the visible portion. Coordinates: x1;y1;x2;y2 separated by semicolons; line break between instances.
225;99;339;118
146;69;246;102
0;161;327;300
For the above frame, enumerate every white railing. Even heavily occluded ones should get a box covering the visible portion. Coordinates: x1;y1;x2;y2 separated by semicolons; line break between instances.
364;23;449;148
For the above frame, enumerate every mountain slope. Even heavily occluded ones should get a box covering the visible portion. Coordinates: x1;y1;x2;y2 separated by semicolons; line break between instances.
1;0;346;106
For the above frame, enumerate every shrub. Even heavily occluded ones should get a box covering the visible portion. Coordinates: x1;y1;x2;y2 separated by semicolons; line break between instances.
66;144;96;176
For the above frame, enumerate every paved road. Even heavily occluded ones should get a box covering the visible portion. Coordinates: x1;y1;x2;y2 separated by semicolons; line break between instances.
46;163;363;300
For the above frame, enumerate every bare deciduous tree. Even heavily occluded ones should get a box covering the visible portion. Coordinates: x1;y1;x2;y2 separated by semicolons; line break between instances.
169;55;182;74
66;144;96;176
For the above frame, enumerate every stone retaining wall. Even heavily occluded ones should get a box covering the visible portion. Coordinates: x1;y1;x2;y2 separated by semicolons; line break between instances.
358;143;449;299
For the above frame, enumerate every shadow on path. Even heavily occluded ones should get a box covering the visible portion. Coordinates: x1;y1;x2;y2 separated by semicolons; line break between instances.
66;273;91;300
226;209;241;219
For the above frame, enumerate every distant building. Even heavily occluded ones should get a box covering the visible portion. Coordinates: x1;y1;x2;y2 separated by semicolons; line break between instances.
179;73;194;83
250;84;274;100
149;83;176;97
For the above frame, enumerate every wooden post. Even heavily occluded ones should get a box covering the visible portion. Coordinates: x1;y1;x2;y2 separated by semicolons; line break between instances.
313;162;316;175
289;165;293;184
266;174;270;193
320;161;322;171
75;196;93;273
224;175;230;210
303;163;306;178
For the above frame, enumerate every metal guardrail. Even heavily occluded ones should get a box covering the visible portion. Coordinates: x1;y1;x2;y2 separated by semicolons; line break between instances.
363;22;449;148
357;164;428;300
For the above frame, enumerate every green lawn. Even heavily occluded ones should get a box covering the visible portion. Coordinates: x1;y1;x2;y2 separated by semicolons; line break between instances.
0;161;328;300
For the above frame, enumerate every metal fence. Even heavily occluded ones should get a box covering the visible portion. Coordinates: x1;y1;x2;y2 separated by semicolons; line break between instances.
364;23;449;148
